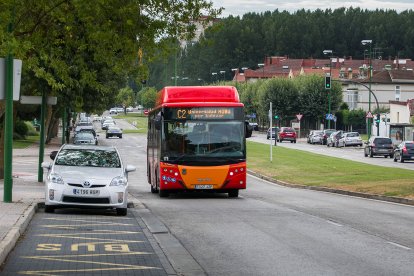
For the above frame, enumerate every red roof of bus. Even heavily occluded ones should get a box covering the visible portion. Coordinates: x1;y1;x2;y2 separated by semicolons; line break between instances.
156;86;243;108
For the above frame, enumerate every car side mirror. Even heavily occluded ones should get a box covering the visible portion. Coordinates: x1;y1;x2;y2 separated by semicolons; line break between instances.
41;161;52;170
50;151;58;160
125;165;136;173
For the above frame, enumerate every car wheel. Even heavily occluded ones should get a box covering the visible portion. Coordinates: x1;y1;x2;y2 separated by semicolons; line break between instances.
159;189;169;198
369;149;373;158
280;139;283;143
228;190;239;198
393;155;397;162
364;150;368;157
400;154;404;163
106;135;109;139
390;154;394;159
291;140;294;143
116;208;128;216
267;136;269;140
119;135;122;139
294;140;296;143
44;205;55;213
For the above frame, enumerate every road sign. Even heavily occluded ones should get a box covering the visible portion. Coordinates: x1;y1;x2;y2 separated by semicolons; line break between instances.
366;111;374;118
296;114;303;121
0;58;22;101
20;96;57;105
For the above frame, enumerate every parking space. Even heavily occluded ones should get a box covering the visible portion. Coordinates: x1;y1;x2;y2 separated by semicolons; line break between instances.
1;208;167;276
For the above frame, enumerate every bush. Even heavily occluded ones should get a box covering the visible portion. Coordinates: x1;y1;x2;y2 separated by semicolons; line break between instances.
15;120;29;137
25;122;39;136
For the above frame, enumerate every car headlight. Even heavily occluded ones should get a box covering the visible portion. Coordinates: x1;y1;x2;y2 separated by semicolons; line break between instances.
110;176;127;186
48;173;64;184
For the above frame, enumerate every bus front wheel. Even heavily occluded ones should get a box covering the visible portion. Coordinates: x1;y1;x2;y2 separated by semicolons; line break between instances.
228;190;239;198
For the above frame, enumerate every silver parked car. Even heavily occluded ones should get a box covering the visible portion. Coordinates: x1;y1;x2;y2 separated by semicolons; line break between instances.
337;132;363;147
73;132;96;145
41;145;136;216
309;130;323;144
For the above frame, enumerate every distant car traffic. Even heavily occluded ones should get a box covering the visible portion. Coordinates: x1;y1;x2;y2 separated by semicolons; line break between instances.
41;144;136;216
102;120;115;130
326;131;343;147
266;127;279;140
364;137;393;158
106;126;123;139
73;132;96;145
109;108;118;115
337;132;363;147
277;127;296;143
393;141;414;162
321;129;336;145
245;121;253;138
308;130;323;144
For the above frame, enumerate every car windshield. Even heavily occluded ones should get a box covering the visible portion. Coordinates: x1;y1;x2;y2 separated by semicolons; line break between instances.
347;132;359;137
283;128;294;132
375;138;392;144
55;149;121;168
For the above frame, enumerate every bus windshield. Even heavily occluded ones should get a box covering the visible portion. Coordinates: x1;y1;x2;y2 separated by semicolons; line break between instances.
162;120;245;164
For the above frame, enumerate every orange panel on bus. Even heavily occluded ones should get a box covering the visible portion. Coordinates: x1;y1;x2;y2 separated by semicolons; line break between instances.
177;165;230;189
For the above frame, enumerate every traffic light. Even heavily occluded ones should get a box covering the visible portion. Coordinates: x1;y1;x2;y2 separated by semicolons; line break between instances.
274;115;279;120
375;113;381;127
325;76;331;89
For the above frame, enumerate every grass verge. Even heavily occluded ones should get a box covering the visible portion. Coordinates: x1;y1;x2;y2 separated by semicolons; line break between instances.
13;135;40;149
115;114;148;134
247;141;414;199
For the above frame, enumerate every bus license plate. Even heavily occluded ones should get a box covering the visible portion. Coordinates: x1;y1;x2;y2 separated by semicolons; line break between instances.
73;189;100;196
194;185;213;189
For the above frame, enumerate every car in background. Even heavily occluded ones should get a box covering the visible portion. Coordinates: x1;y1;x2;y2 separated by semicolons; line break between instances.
249;122;259;131
126;106;134;112
245;121;253;138
321;129;336;145
73;132;96;145
102;120;115;130
106;126;123;138
116;107;124;113
326;130;343;147
364;137;393;158
393;141;414;163
41;144;136;216
309;130;323;144
92;115;102;122
337;132;363;147
109;108;118;115
266;127;279;140
277;127;296;143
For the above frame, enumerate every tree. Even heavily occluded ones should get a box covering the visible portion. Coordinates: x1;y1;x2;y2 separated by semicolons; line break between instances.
140;87;158;109
0;0;221;178
116;87;135;113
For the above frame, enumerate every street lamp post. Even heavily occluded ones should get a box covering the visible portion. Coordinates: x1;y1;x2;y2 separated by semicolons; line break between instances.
323;49;333;129
361;39;373;138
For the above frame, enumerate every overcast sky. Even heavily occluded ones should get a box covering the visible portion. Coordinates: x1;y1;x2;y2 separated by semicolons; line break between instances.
213;0;414;17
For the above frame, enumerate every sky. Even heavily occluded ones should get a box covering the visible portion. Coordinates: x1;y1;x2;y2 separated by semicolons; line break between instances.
212;0;414;17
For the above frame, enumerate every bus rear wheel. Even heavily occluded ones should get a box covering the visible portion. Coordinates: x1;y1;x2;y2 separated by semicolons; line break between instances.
228;190;239;198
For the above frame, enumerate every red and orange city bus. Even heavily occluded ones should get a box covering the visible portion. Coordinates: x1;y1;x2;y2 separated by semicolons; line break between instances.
147;86;247;198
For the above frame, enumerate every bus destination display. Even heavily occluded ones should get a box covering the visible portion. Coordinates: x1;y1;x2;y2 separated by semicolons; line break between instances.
172;107;235;120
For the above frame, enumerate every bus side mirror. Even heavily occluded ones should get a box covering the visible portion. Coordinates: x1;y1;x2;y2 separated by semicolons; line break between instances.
154;113;162;130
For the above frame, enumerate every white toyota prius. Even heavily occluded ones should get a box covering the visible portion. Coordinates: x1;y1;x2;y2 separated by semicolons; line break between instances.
41;144;136;216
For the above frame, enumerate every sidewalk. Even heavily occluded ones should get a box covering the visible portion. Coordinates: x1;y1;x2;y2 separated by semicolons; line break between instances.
0;136;62;265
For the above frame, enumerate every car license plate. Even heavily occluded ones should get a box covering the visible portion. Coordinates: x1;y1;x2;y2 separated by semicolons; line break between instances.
73;189;100;196
194;185;213;189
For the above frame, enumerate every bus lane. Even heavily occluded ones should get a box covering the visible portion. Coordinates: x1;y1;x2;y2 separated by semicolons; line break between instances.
1;209;168;276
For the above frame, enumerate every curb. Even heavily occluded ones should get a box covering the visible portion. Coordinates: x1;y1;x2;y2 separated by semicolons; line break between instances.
248;169;414;206
0;202;38;266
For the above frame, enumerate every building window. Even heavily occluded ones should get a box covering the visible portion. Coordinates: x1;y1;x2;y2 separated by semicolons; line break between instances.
346;89;359;110
395;85;401;101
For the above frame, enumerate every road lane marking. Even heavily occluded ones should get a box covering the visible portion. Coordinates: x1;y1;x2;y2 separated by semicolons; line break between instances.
326;220;343;227
36;235;145;243
43;217;133;222
387;241;412;250
19;266;162;275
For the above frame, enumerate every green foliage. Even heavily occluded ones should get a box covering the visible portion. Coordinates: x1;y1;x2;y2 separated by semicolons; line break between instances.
116;87;135;109
14;120;28;137
140;87;158;108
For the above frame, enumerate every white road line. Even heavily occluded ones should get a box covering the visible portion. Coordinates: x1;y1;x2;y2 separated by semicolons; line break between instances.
387;241;412;250
326;220;343;227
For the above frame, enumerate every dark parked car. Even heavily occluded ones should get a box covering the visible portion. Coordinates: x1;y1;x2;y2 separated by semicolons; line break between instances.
277;127;296;143
245;121;253;138
393;141;414;163
364;137;393;158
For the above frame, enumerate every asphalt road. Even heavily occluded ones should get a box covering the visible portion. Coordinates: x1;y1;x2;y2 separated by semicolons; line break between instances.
103;131;414;276
249;132;414;171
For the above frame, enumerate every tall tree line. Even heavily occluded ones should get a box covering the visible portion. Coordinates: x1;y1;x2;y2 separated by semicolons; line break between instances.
148;7;414;88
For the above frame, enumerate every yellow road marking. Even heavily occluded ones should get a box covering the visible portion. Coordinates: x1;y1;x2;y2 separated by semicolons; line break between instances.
36;229;142;235
42;222;134;229
20;266;160;276
36;234;145;243
26;252;152;258
44;217;133;222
